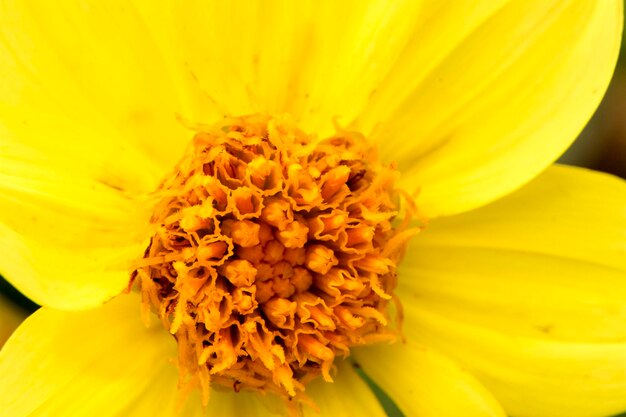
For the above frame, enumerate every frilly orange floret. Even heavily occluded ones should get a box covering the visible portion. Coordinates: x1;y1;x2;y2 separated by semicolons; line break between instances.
131;114;421;413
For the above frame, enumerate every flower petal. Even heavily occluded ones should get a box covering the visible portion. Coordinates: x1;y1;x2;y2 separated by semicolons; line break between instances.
120;357;285;417
353;342;506;417
0;2;193;172
369;0;622;216
1;5;168;300
134;356;386;417
131;0;424;138
304;360;387;417
0;144;152;310
399;165;626;416
0;293;177;417
403;307;626;417
403;164;626;342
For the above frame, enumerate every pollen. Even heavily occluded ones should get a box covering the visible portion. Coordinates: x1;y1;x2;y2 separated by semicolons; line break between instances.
131;114;418;409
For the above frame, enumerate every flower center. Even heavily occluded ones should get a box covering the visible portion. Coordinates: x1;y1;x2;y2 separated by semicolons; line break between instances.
131;114;416;408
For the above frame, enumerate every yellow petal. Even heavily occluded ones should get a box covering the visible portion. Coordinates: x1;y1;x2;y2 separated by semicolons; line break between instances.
0;293;177;417
122;358;282;417
353;343;505;417
399;165;626;416
131;0;424;139
158;359;384;417
0;144;152;310
304;359;387;417
369;0;622;217
116;367;200;417
403;164;626;342
202;391;285;417
1;3;168;309
0;2;191;174
0;293;26;347
403;307;626;417
0;224;146;311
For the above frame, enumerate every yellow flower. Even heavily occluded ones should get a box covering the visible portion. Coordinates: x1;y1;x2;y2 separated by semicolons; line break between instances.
0;1;624;416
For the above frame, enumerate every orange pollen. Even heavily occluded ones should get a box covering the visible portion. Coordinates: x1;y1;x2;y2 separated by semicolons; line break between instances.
131;114;419;409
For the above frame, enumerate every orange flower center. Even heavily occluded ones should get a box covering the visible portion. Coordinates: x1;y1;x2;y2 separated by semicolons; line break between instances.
131;114;417;410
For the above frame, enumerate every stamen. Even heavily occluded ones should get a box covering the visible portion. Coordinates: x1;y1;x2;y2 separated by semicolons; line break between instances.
132;114;420;410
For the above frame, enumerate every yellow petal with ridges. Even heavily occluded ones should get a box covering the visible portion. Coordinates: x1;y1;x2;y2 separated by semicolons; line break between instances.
131;0;424;140
0;143;152;310
374;0;622;217
403;306;626;417
120;358;285;417
304;360;387;417
353;0;509;133
399;165;626;416
114;354;386;417
0;2;193;172
402;164;626;342
353;342;506;417
0;224;147;311
0;294;176;417
1;3;182;310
